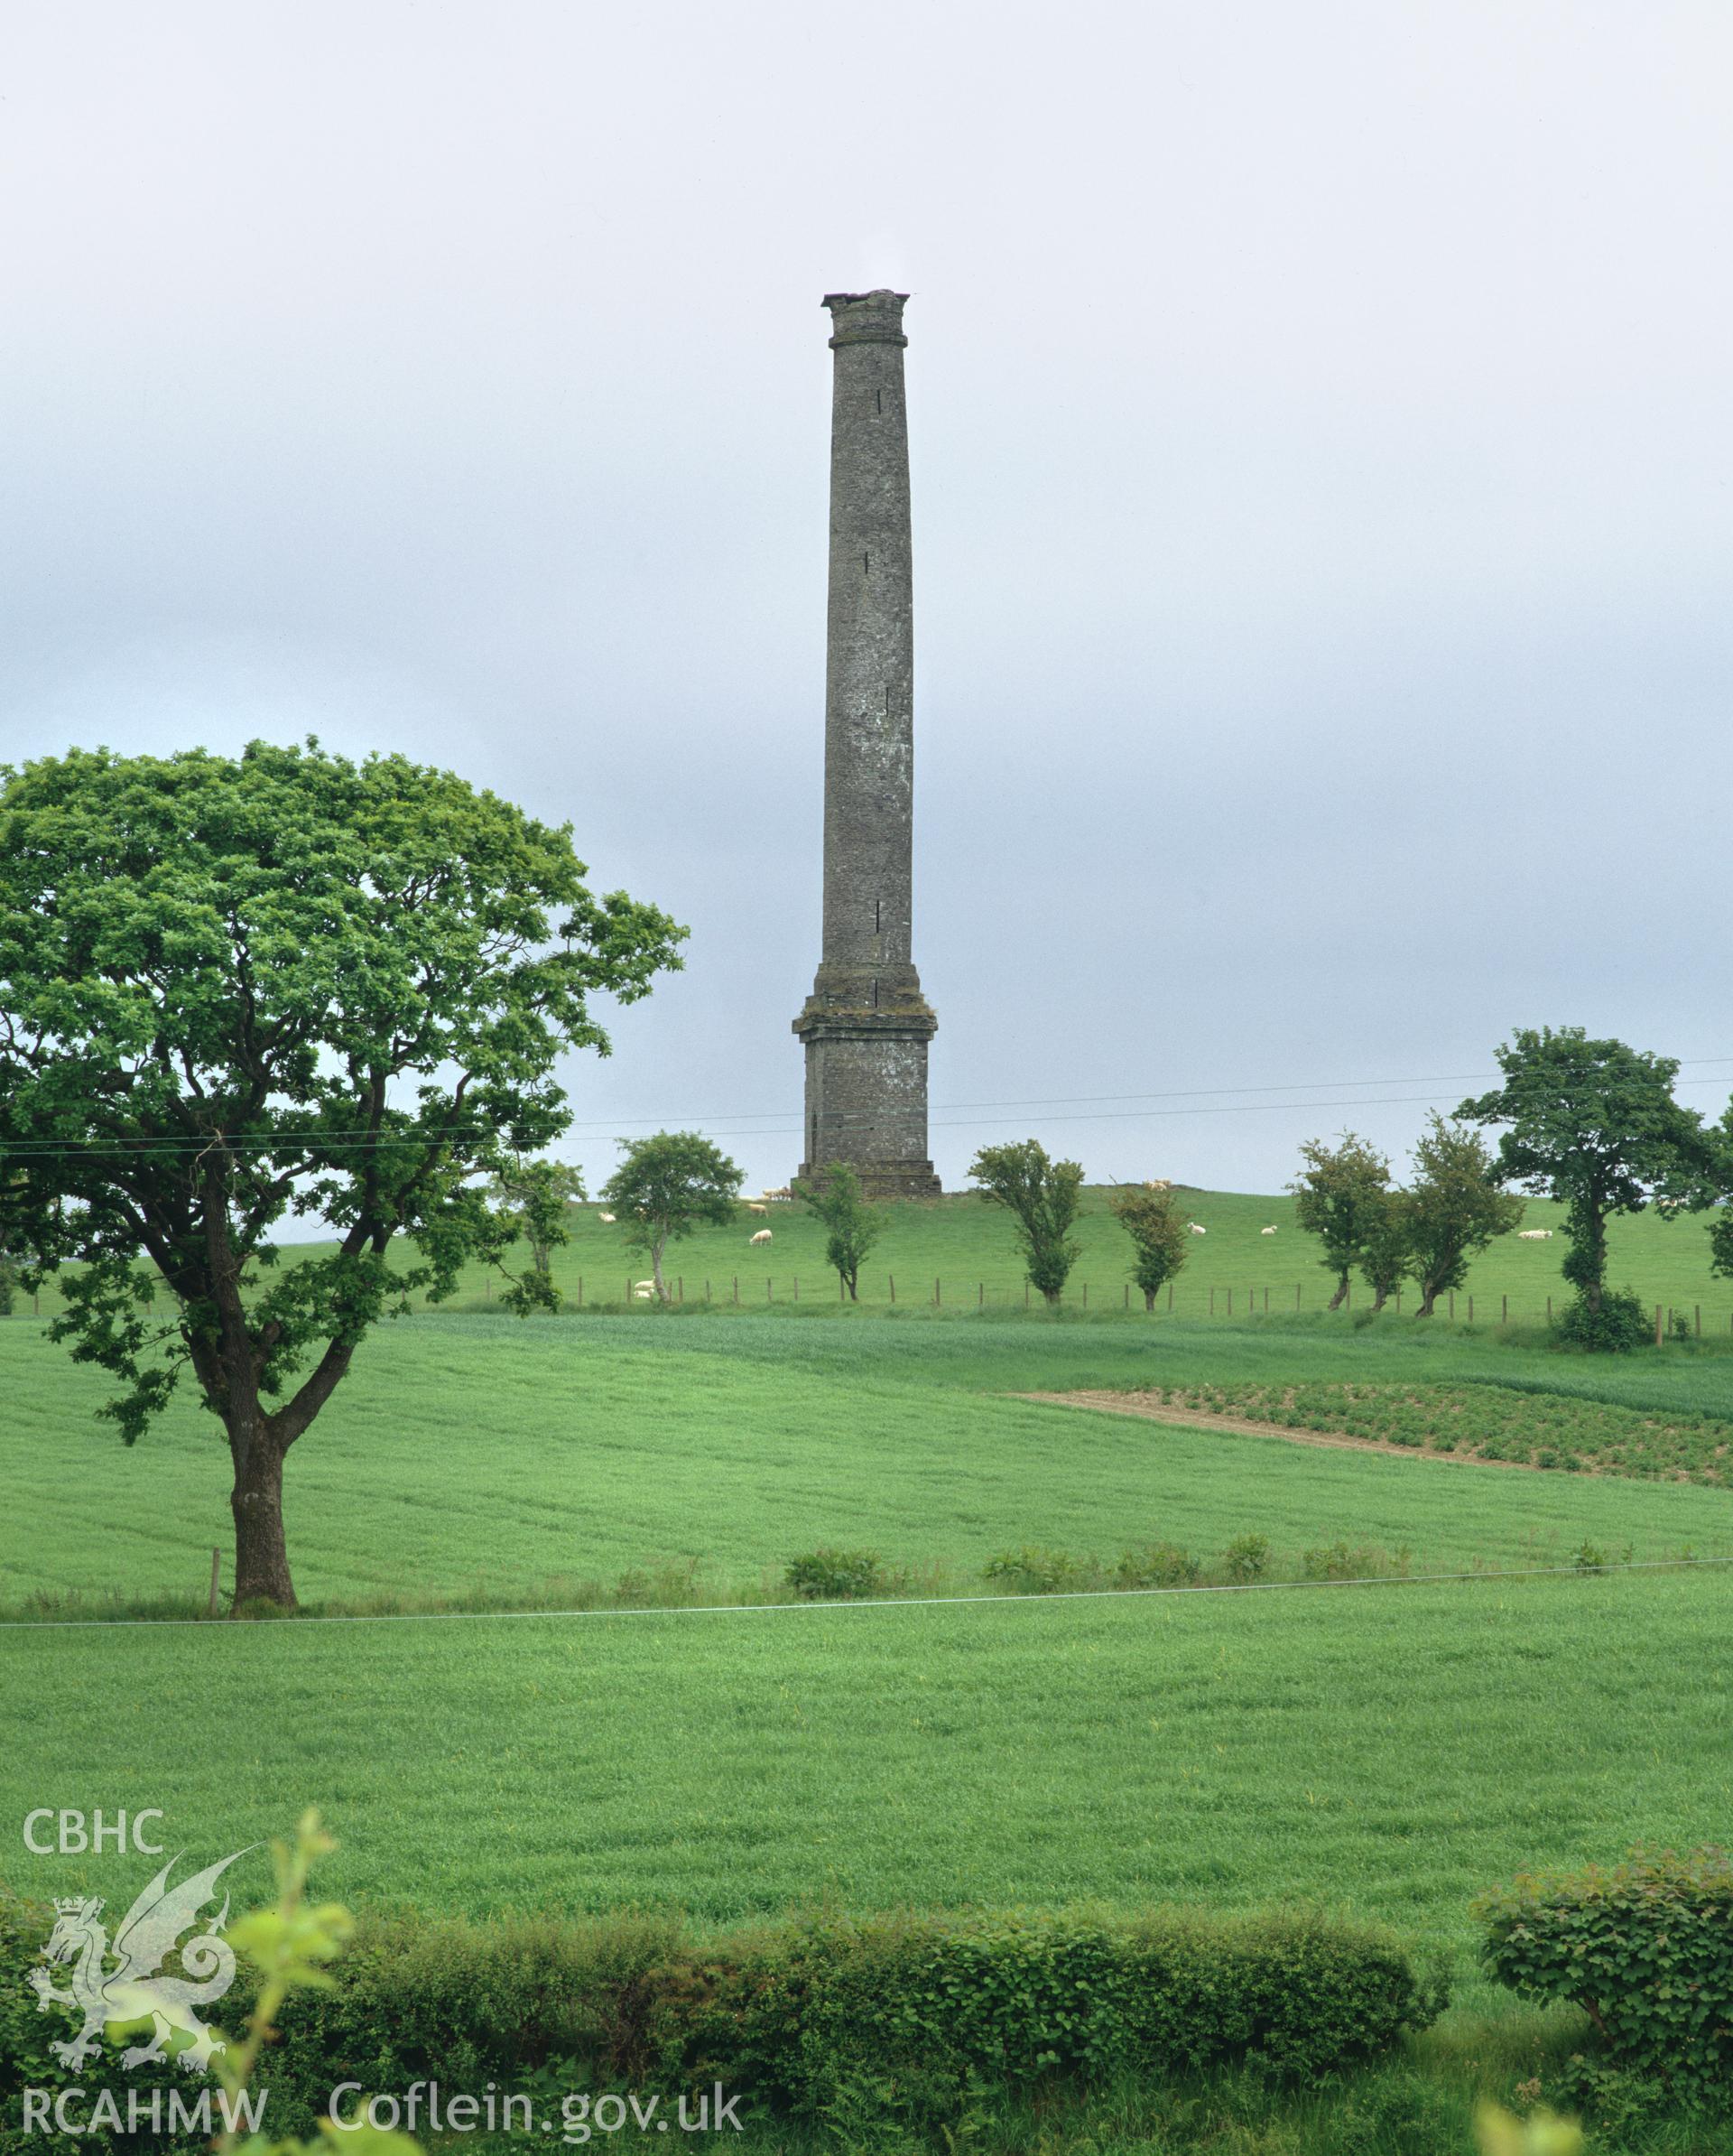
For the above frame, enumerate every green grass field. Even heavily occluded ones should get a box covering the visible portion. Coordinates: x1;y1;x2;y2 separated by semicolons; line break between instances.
5;1570;1731;1954
6;1310;1733;1610
8;1196;1733;2148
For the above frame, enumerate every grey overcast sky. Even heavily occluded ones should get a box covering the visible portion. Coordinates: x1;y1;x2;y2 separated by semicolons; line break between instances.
4;1;1729;1198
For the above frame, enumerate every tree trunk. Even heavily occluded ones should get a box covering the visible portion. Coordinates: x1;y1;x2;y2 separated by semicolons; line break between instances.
845;1273;857;1301
230;1429;295;1610
1144;1287;1155;1312
1327;1271;1349;1310
652;1237;667;1302
1370;1287;1388;1314
1416;1281;1439;1317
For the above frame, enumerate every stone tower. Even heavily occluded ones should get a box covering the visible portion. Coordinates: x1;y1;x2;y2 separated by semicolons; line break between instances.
792;289;940;1198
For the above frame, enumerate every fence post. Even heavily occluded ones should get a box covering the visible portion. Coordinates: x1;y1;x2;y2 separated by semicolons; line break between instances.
1546;1295;1551;1319
1081;1282;1088;1309
679;1276;684;1305
578;1277;583;1306
840;1274;846;1301
1501;1294;1507;1324
1696;1305;1701;1337
733;1275;738;1305
1124;1284;1129;1310
704;1279;709;1304
1468;1295;1473;1323
793;1277;799;1301
1168;1284;1174;1311
767;1278;773;1303
889;1274;896;1304
1024;1282;1030;1309
979;1282;985;1309
934;1278;941;1307
1264;1287;1269;1315
1654;1304;1663;1346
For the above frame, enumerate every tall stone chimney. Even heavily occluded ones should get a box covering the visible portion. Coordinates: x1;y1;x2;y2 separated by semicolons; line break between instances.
792;289;940;1198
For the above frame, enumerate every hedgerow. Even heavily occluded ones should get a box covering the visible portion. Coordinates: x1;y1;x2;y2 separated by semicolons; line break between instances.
0;1891;1432;2143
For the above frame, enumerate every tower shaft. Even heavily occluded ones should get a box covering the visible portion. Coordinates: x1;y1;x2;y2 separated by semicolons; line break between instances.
792;290;939;1198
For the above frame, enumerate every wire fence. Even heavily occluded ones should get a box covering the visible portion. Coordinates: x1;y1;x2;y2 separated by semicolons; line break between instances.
459;1272;1733;1336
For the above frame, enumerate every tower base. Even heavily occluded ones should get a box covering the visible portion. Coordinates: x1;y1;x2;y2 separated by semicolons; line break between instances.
792;1000;940;1199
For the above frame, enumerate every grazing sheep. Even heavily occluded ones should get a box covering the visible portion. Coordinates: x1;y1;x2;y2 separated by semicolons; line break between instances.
598;1212;616;1224
1143;1178;1172;1191
632;1282;656;1299
1260;1225;1278;1236
1187;1222;1207;1236
747;1202;769;1216
749;1229;773;1246
1516;1229;1553;1241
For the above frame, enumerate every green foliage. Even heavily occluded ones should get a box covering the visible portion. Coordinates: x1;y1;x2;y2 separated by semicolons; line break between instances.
796;1162;883;1300
487;1156;584;1314
1554;1287;1654;1354
1406;1115;1525;1317
0;740;682;1604
599;1130;743;1299
1115;1540;1201;1588
1223;1532;1272;1581
1356;1193;1412;1313
783;1546;885;1600
1460;1029;1710;1331
1108;1183;1190;1309
1302;1539;1412;1581
1476;1845;1733;2106
969;1139;1084;1305
1289;1134;1393;1309
0;1892;1432;2139
983;1544;1090;1593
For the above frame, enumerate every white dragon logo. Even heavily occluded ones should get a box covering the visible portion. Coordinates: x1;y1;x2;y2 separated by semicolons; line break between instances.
28;1848;255;2076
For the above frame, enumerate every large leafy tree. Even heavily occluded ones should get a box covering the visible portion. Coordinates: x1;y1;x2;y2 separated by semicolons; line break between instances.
599;1130;743;1301
1459;1028;1707;1320
1107;1183;1189;1311
969;1138;1083;1306
0;741;684;1609
1404;1113;1524;1317
1288;1132;1391;1309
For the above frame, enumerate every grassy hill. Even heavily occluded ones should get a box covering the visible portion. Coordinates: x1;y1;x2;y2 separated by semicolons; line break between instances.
7;1184;1727;1324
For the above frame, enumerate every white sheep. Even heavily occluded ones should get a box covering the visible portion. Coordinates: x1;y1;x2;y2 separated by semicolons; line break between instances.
632;1282;655;1299
749;1228;773;1246
1188;1222;1207;1237
747;1202;769;1216
598;1212;616;1224
1516;1229;1553;1241
1260;1225;1278;1236
1143;1178;1172;1191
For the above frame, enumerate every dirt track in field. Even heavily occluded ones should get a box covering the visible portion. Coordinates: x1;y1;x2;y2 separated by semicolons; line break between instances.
1015;1390;1547;1473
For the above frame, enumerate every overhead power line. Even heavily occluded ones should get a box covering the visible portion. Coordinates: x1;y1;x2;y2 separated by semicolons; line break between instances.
4;1060;1730;1158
